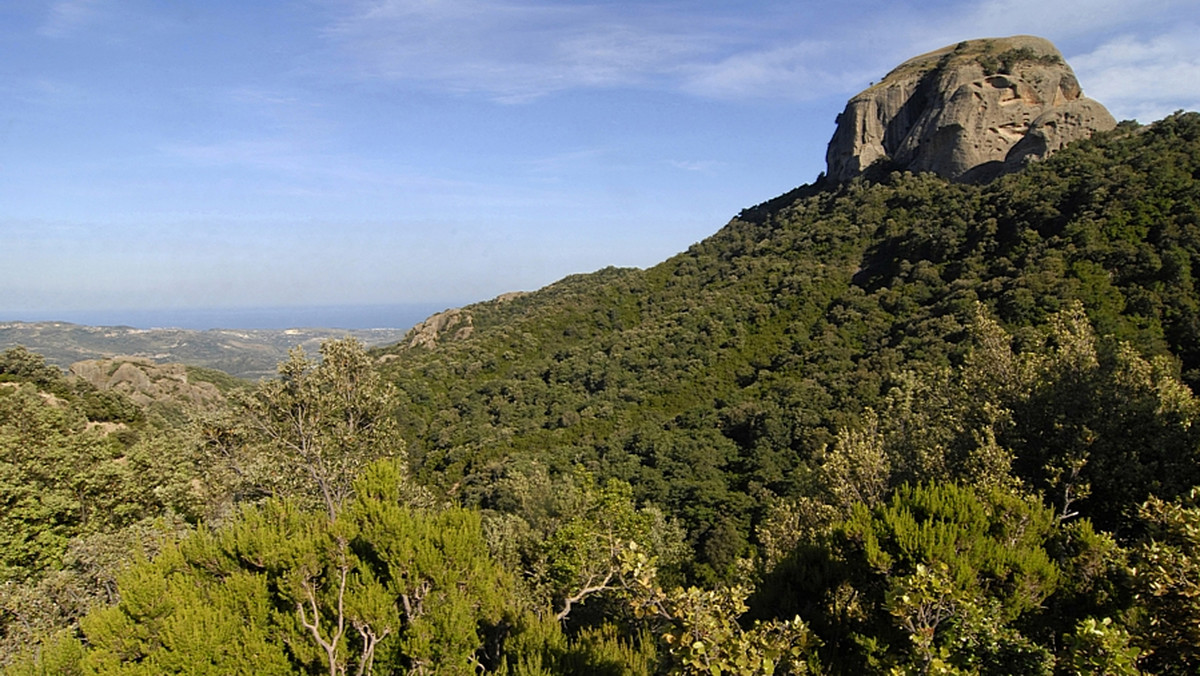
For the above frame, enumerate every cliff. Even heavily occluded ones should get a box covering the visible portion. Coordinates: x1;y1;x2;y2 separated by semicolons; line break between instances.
825;35;1116;183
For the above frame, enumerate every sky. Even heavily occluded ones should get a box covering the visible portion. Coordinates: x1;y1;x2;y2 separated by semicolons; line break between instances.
2;0;1198;326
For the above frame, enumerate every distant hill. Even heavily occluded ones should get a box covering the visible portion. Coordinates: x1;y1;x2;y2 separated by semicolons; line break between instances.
0;321;409;380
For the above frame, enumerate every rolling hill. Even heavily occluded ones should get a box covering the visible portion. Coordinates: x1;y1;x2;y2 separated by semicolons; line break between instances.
0;321;410;380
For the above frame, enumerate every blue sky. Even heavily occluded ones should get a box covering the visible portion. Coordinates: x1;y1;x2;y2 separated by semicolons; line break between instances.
2;0;1198;321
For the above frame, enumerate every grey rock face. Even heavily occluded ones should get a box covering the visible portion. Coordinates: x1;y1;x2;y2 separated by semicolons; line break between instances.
70;356;224;407
825;36;1116;183
404;308;474;349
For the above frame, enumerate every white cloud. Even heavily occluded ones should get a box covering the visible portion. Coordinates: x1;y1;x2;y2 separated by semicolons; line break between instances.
668;159;722;173
159;138;305;172
679;41;870;100
938;0;1192;41
322;0;1200;116
815;0;1200;123
14;78;90;107
520;148;610;175
154;135;490;209
1070;29;1200;122
38;0;103;38
324;1;895;103
324;0;724;101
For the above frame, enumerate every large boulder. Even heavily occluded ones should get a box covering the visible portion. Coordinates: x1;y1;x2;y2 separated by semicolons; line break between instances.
825;35;1116;183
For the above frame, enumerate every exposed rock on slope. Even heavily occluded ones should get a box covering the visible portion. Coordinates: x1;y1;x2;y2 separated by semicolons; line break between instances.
399;292;527;350
70;356;224;408
404;308;475;349
826;35;1116;183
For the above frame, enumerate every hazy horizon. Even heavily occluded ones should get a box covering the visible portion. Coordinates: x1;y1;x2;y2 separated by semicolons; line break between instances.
0;301;461;331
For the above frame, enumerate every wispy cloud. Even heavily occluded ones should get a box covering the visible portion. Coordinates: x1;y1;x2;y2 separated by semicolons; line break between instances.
667;159;722;173
38;0;103;38
159;138;306;172
324;0;898;103
324;0;733;101
156;134;481;202
1070;28;1200;122
936;0;1192;41
226;86;305;109
13;77;91;107
521;148;610;175
322;0;1200;113
818;0;1200;120
679;41;869;100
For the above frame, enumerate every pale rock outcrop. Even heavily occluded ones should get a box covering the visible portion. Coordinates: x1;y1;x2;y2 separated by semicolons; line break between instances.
825;36;1116;183
400;292;527;350
404;308;475;349
70;356;223;407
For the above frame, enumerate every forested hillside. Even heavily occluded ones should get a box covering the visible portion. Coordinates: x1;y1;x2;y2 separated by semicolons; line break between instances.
382;113;1200;574
5;113;1200;674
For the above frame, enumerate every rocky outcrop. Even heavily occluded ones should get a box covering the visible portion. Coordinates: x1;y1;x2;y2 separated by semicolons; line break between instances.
404;308;475;349
825;36;1116;183
70;356;224;408
399;292;528;350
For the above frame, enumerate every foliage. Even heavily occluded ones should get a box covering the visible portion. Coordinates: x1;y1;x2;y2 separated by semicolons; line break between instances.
182;364;247;393
17;460;523;675
624;546;819;674
230;338;407;518
0;349;207;665
976;46;1062;76
757;481;1060;672
1061;617;1141;676
0;347;64;385
475;463;686;624
376;113;1200;581
1127;488;1200;674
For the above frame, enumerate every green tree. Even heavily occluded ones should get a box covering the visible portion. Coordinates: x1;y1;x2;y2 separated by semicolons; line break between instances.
18;460;524;676
1127;488;1200;674
818;409;890;514
236;338;406;518
1061;617;1141;676
624;545;819;675
479;466;685;623
758;482;1059;673
0;347;64;386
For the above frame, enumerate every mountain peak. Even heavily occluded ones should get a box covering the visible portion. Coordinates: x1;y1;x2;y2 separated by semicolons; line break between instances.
825;35;1116;183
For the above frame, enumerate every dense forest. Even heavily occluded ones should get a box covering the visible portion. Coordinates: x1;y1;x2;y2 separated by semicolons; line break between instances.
4;112;1200;674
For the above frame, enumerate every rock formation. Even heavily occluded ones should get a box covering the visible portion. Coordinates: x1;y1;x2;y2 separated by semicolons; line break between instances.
404;308;475;349
825;35;1116;183
70;356;224;408
401;292;527;350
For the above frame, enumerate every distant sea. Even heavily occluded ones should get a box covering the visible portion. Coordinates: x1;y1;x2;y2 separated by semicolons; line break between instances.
0;303;460;331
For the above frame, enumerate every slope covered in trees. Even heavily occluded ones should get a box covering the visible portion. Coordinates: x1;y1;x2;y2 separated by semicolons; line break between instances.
4;113;1200;674
380;113;1200;576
